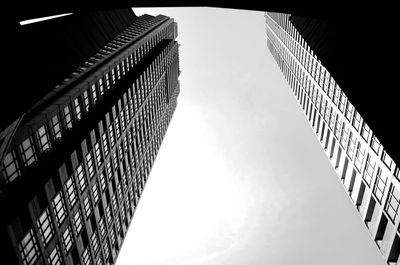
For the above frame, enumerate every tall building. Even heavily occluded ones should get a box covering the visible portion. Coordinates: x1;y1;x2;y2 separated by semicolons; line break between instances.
0;9;180;265
265;12;399;265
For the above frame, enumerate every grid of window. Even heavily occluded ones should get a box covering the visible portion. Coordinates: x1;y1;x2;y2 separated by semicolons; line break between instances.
73;209;83;234
48;244;62;265
86;152;95;179
83;196;92;218
19;137;36;166
76;164;87;192
52;192;66;226
385;185;400;223
65;177;77;208
1;150;20;182
51;114;62;139
18;229;39;265
37;208;54;246
62;225;73;253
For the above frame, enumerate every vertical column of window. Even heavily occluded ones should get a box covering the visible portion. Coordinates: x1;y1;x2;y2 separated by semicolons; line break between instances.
120;108;126;133
385;185;400;223
18;228;39;265
361;122;371;143
47;244;62;265
98;78;105;97
36;208;54;246
72;209;83;234
1;150;21;182
51;192;67;226
81;246;92;265
370;135;382;156
19;136;37;167
86;151;95;180
111;68;116;85
109;123;116;148
106;160;113;181
115;115;121;140
91;231;100;257
61;225;74;253
76;163;87;193
83;196;92;219
94;142;103;168
372;168;388;204
83;90;91;113
99;171;106;192
50;114;62;140
73;98;82;121
116;65;121;81
354;142;366;172
339;124;349;148
105;73;111;90
64;177;77;208
36;125;51;153
345;101;354;122
363;154;376;187
91;84;98;105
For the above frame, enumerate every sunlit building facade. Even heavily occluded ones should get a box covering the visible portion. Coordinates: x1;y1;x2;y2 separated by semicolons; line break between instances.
265;12;399;265
0;10;180;265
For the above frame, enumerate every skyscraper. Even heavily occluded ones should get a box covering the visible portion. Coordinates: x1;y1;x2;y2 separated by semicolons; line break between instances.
265;12;399;265
0;9;180;265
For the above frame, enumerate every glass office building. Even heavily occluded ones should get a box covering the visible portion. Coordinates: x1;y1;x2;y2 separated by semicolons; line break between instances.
0;9;180;265
265;12;399;265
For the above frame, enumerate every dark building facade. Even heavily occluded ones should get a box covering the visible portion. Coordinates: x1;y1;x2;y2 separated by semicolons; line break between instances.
265;12;399;265
0;9;180;265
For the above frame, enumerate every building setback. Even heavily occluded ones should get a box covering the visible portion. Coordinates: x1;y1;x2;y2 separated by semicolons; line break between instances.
0;9;180;265
265;12;399;265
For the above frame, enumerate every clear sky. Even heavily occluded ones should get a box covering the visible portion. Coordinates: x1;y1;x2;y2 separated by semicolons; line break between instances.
117;7;385;265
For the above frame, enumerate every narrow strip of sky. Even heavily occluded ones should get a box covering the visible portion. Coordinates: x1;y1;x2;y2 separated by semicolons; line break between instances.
19;13;73;26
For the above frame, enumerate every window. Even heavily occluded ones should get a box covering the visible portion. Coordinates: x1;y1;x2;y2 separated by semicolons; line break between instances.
99;171;106;191
73;98;82;121
99;217;106;239
65;177;77;208
110;226;116;247
338;92;347;113
106;204;112;225
92;182;100;204
48;244;62;265
111;69;116;84
36;125;51;152
115;118;121;139
106;161;113;179
99;78;104;96
94;142;103;167
118;144;123;160
103;240;110;260
385;185;400;223
120;111;126;132
83;196;92;218
20;137;36;166
51;114;62;139
339;124;349;148
373;168;388;204
346;132;357;160
62;225;73;252
382;151;394;170
83;90;90;112
112;152;118;169
82;247;92;265
116;65;121;80
354;143;366;172
102;133;109;157
37;208;54;246
52;192;66;226
361;122;371;142
18;229;39;265
86;152;95;179
91;231;100;255
105;73;111;90
363;154;376;187
63;105;73;129
352;111;362;131
1;150;20;182
76;163;87;192
73;209;83;234
370;135;381;155
345;101;354;122
91;84;98;105
109;124;115;147
112;193;118;213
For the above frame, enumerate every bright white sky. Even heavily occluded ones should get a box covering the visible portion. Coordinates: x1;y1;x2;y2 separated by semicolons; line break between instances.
117;7;385;265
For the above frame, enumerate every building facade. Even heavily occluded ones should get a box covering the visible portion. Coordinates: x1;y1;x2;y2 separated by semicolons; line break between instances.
0;9;180;265
265;12;399;265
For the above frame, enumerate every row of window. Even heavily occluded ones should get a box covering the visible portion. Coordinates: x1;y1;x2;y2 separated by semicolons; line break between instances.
1;30;178;185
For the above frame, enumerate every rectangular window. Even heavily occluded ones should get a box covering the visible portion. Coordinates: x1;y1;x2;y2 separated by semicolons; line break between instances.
112;152;118;169
91;231;100;255
112;193;118;213
62;225;73;253
76;163;87;193
92;182;100;204
83;196;92;219
338;92;347;113
103;240;110;260
345;101;354;122
99;217;106;239
106;161;113;179
116;65;121;80
73;209;83;234
86;152;95;179
51;114;62;139
352;111;362;131
65;177;77;208
20;137;36;166
36;125;51;152
354;143;366;172
346;132;357;160
94;142;103;167
91;84;98;105
51;192;66;226
102;133;109;157
385;185;400;223
82;247;92;265
106;204;112;225
37;208;54;246
373;168;388;204
83;90;90;112
370;135;381;155
363;154;376;187
111;69;116;84
105;73;111;90
361;122;371;142
382;151;394;170
48;244;62;265
115;118;121;139
74;98;82;121
1;150;20;182
64;105;73;129
120;111;126;132
18;229;39;265
99;78;104;96
99;171;106;191
109;124;115;147
339;124;349;148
